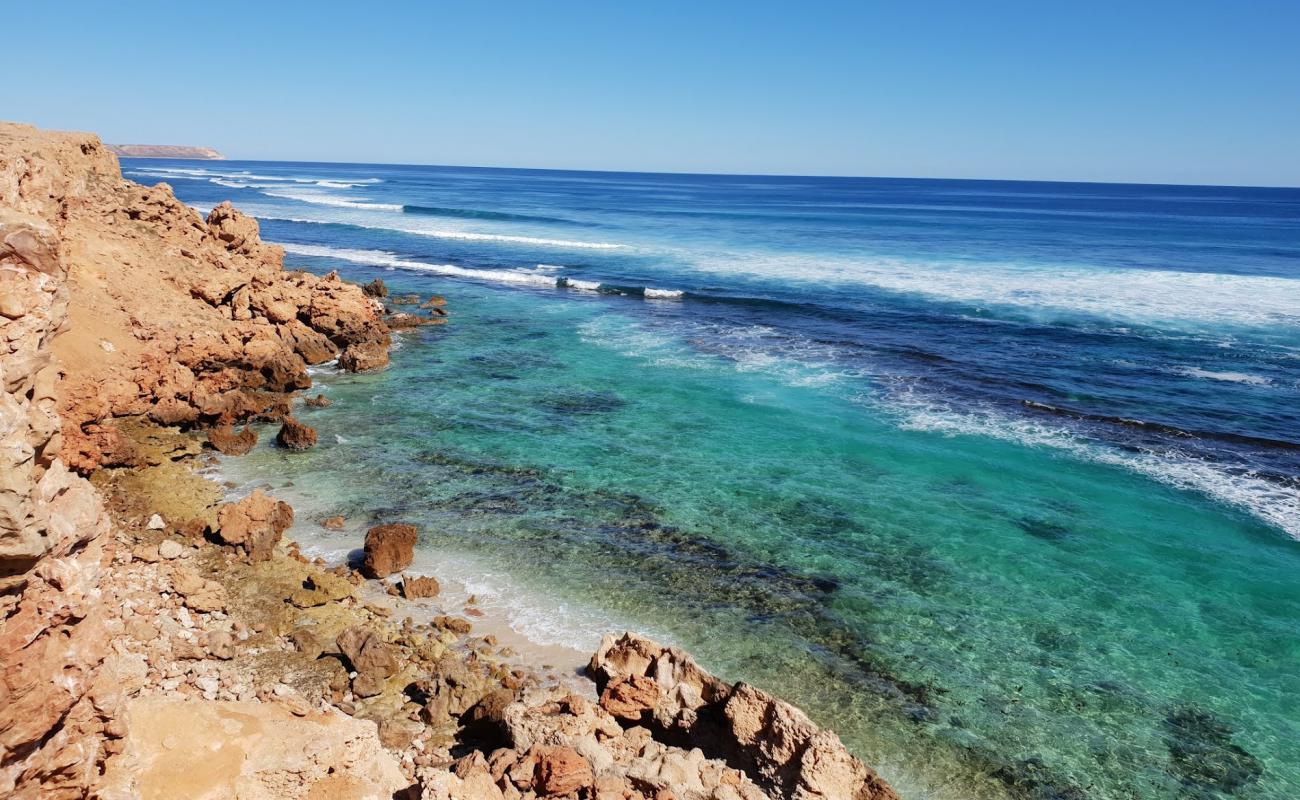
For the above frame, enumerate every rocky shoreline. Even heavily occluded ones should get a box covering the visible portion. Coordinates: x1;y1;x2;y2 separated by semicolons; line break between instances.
0;122;900;800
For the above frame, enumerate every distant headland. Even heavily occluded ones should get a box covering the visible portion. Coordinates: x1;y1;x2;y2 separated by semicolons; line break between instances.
107;143;224;159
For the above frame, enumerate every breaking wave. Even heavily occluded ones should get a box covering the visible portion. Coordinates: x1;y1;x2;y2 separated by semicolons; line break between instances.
279;242;680;299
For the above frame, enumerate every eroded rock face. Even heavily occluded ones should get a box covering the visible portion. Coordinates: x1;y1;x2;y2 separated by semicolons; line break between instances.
0;127;124;798
215;490;294;562
363;523;417;578
7;129;391;473
589;633;901;800
97;697;407;800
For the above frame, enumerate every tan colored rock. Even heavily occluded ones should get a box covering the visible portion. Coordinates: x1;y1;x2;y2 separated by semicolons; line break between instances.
305;393;333;408
362;522;417;578
338;339;390;372
589;634;899;800
533;745;594;796
336;626;399;699
402;574;441;599
320;514;345;529
275;417;316;451
215;490;293;561
171;566;227;613
600;674;662;723
97;697;406;800
205;424;256;455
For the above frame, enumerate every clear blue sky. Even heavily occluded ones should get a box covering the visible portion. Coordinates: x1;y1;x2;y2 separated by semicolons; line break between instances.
7;1;1299;185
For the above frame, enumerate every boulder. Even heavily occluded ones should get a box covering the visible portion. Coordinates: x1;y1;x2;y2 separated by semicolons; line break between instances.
533;746;594;797
402;574;441;599
206;424;257;455
275;417;317;451
362;523;417;578
336;626;399;699
305;393;332;408
215;490;293;561
599;674;662;723
362;277;388;297
338;339;390;372
320;515;345;529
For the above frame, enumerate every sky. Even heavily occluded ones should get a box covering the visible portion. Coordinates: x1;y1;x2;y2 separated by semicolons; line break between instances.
5;1;1299;185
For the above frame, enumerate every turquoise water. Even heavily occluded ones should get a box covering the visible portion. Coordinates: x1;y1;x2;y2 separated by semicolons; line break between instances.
137;161;1300;799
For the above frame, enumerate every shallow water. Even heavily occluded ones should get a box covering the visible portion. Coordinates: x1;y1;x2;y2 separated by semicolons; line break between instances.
141;159;1300;800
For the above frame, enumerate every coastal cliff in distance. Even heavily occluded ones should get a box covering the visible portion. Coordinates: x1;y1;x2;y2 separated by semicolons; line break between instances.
0;121;899;800
107;143;224;159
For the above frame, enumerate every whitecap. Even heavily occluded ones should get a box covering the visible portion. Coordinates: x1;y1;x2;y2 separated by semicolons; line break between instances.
279;242;560;288
1169;367;1273;386
263;190;402;212
645;287;684;299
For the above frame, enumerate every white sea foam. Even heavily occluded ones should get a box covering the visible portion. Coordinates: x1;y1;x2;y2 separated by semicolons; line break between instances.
263;190;403;212
402;228;625;250
645;287;685;299
888;391;1300;540
279;242;681;301
239;208;627;251
128;166;382;187
1169;366;1274;386
689;252;1300;328
279;243;559;287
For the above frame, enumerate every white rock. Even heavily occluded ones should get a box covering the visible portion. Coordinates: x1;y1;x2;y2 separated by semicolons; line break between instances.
158;539;183;559
195;675;220;695
273;683;293;697
147;514;166;530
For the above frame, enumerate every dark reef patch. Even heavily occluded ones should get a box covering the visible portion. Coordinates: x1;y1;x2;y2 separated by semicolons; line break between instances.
1163;706;1263;796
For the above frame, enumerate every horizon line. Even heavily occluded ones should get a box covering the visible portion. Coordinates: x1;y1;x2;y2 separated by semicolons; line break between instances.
119;152;1300;192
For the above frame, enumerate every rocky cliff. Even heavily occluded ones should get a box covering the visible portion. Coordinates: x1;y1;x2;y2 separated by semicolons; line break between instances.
0;121;388;798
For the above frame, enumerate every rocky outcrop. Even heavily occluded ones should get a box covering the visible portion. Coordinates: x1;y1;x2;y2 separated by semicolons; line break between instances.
6;128;391;473
589;633;900;800
275;417;316;451
206;424;256;455
215;490;293;562
363;523;417;578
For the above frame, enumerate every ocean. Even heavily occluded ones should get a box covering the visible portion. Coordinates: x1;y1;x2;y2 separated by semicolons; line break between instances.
127;159;1300;800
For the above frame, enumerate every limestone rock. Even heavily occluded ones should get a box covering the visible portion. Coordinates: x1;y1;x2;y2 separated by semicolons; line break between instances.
206;424;256;455
275;417;316;451
97;697;406;800
338;339;390;372
534;745;594;796
402;574;441;599
336;626;399;699
362;523;417;578
589;634;900;800
600;675;663;723
215;490;293;561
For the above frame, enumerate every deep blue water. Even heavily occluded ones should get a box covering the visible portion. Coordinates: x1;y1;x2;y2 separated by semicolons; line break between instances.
132;159;1300;800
